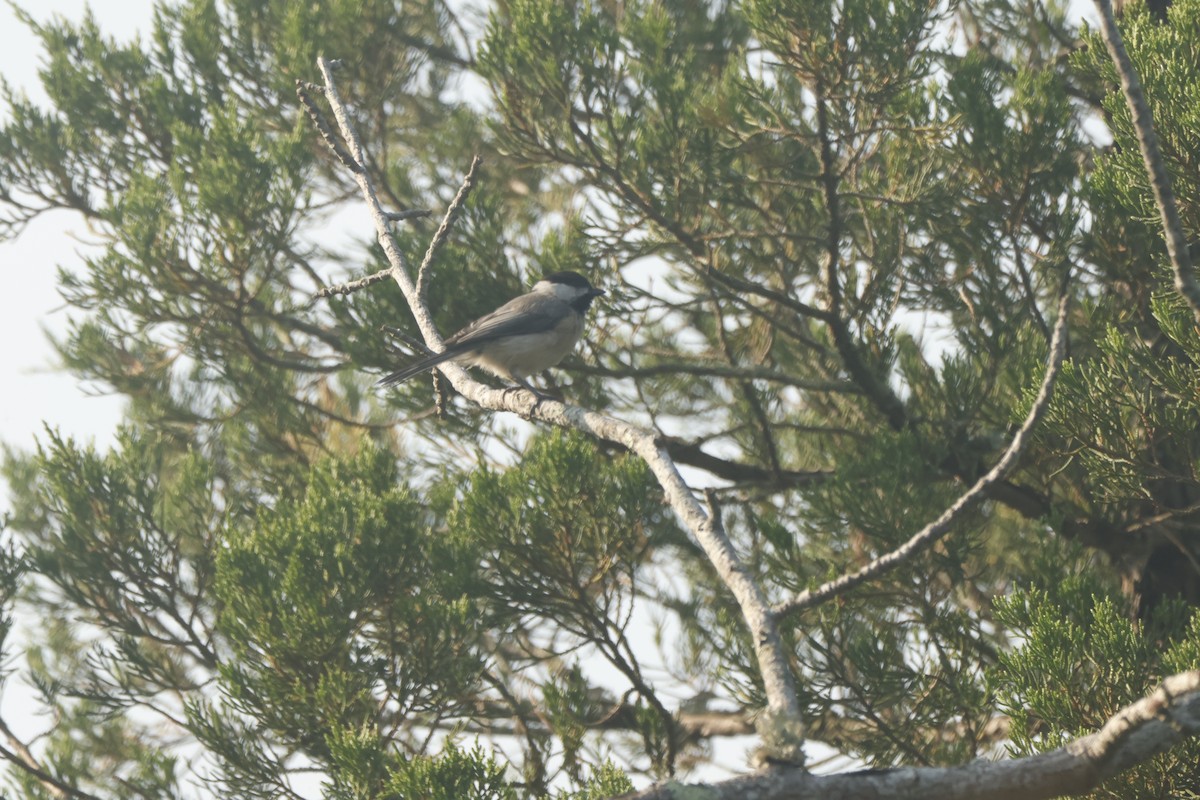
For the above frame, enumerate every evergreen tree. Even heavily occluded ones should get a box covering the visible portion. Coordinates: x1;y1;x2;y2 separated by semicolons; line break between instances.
1;0;1199;798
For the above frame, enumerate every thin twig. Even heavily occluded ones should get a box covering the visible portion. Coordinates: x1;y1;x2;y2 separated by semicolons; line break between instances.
416;154;483;304
0;716;103;800
316;58;417;293
313;208;433;298
1091;0;1200;325
774;284;1071;619
1011;234;1051;342
703;489;724;532
386;209;433;222
434;371;448;418
573;359;859;393
380;325;433;354
313;267;393;299
814;81;908;431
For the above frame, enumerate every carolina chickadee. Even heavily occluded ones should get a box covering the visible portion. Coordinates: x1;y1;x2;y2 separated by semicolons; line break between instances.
378;271;605;393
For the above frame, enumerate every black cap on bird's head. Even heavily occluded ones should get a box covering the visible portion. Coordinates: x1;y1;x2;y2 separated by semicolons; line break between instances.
538;271;606;309
541;271;600;290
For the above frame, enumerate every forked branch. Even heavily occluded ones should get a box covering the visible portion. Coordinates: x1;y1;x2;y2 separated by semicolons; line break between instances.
299;55;1200;797
307;56;804;757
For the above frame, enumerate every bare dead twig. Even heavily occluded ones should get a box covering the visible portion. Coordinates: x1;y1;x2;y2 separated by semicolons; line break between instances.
314;58;418;294
416;154;483;304
313;267;393;299
295;80;363;175
313;211;435;299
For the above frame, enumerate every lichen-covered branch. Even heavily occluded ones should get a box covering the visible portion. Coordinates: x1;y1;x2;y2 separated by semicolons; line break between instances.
416;154;482;303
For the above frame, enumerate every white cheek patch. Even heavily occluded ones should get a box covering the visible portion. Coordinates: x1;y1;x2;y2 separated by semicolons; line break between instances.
549;282;586;303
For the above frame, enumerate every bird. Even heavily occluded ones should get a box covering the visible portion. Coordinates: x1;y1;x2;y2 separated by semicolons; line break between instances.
377;271;605;394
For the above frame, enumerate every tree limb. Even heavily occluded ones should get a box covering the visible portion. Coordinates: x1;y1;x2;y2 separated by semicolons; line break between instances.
1091;0;1200;325
774;285;1070;619
311;56;806;756
813;83;909;431
623;670;1200;800
663;438;832;488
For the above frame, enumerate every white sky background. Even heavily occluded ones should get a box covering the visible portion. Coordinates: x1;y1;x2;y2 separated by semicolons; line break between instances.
0;0;1111;792
0;0;154;455
0;0;153;787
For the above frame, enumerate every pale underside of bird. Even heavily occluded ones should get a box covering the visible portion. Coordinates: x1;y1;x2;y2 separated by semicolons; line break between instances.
377;271;605;394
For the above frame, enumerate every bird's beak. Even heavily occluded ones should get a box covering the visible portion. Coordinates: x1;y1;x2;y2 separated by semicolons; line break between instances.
590;288;606;298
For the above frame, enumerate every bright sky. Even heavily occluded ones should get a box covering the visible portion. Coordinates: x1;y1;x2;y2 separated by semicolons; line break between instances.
0;1;156;460
0;0;156;778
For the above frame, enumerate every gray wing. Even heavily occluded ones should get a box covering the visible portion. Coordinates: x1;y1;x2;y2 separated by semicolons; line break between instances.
445;295;566;348
377;295;565;387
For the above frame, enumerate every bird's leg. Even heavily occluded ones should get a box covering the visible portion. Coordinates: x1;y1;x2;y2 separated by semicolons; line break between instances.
511;375;543;397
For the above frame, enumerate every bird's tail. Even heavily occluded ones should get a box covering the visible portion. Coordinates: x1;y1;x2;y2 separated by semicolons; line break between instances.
376;349;461;387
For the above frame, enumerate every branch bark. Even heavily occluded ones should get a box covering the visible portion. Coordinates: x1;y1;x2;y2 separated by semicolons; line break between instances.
1091;0;1200;325
623;670;1200;800
311;57;806;757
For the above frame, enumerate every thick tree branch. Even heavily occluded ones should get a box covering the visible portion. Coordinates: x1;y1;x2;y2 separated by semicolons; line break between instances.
623;670;1200;800
1092;0;1200;325
775;286;1070;619
310;57;805;755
